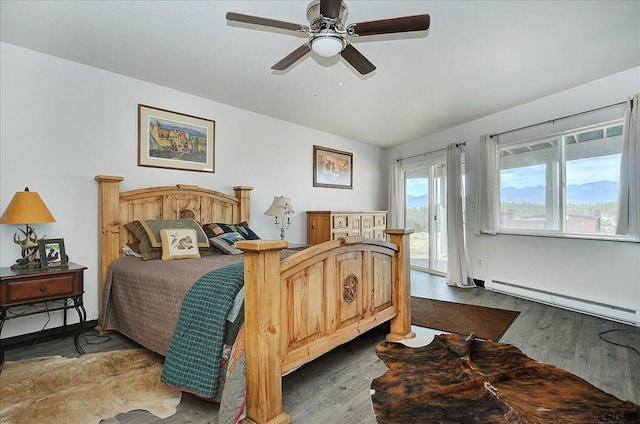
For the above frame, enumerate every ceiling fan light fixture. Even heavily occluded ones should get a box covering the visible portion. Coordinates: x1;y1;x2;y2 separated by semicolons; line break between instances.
311;34;344;57
227;2;430;74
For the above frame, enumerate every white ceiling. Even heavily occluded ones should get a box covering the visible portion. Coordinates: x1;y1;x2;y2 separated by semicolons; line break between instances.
1;1;639;148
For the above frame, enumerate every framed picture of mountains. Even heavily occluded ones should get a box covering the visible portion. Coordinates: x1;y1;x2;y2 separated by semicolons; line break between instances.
138;104;215;173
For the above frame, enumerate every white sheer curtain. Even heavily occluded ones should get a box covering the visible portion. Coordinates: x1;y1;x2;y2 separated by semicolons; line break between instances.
474;134;501;235
446;143;474;288
616;93;639;239
387;160;404;229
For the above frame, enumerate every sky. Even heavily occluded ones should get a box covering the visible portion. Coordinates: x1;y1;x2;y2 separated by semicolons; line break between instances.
406;154;622;196
500;154;621;188
406;179;428;196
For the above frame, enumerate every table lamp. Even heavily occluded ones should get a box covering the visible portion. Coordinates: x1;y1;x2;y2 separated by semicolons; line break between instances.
0;187;56;269
264;196;295;240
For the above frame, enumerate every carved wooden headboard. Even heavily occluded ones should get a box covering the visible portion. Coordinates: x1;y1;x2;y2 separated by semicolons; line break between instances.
95;175;252;321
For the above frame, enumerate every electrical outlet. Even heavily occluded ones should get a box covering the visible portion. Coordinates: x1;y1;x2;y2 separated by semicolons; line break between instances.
478;258;483;267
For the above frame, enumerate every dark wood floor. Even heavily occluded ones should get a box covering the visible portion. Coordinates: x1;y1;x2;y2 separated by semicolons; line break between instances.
4;270;639;423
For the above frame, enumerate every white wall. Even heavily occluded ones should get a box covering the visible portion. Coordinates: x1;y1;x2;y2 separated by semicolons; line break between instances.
385;67;640;313
0;43;386;338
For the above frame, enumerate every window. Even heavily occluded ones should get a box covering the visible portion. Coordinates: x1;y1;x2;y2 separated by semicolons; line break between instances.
499;120;623;237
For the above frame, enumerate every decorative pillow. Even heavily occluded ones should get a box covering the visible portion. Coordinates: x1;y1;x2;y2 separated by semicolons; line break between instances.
210;232;246;255
125;219;209;260
203;221;260;240
160;228;201;260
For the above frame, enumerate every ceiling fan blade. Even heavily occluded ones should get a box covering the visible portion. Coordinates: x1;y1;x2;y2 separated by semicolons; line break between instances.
320;0;343;19
349;14;430;36
341;44;376;75
226;12;308;32
271;44;312;71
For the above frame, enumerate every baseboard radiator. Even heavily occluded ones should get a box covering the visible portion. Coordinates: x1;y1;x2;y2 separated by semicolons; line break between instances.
486;280;640;327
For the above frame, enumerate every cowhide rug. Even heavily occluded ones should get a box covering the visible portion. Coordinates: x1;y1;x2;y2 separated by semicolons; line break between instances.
0;349;182;424
371;334;640;424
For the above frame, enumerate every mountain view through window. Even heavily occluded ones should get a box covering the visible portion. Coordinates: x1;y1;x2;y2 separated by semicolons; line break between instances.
499;121;623;236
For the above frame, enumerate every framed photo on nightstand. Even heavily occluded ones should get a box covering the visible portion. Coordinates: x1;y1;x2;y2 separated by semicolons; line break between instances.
39;238;68;268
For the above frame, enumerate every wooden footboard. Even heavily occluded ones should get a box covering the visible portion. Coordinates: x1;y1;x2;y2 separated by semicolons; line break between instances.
237;230;414;424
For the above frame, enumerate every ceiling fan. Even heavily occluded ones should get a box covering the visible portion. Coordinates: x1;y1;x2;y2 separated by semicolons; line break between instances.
226;0;430;75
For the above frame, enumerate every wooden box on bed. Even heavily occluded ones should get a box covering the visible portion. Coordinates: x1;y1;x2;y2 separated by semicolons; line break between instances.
96;175;413;424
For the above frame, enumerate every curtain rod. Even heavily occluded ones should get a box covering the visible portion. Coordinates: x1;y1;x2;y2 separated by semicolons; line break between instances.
397;142;466;163
489;99;629;139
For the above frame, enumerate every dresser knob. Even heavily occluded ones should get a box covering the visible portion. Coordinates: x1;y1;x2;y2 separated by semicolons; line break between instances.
40;286;47;292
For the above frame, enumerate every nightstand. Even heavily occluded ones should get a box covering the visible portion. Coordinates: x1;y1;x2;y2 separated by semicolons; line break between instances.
0;262;87;371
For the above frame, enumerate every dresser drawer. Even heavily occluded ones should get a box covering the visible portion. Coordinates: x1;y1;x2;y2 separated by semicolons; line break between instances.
374;214;386;227
332;231;349;240
361;215;373;230
5;275;78;303
333;215;348;230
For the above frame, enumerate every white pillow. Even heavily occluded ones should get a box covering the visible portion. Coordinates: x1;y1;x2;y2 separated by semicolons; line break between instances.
210;232;245;255
122;245;142;258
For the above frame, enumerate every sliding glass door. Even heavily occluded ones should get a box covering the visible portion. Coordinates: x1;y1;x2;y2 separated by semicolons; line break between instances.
404;160;447;274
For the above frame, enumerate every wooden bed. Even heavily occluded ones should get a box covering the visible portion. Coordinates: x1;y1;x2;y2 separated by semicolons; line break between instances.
95;175;414;424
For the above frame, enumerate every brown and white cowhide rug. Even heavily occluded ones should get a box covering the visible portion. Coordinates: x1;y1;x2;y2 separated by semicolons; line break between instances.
0;349;182;424
371;334;640;424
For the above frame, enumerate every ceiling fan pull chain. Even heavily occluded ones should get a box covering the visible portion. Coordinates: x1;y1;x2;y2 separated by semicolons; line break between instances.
313;51;318;97
338;52;344;88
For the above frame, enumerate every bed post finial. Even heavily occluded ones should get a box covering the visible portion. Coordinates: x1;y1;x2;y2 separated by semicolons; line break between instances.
234;186;253;224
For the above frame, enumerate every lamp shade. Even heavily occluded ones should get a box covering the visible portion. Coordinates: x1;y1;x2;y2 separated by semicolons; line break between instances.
0;188;56;224
311;35;344;58
264;196;295;217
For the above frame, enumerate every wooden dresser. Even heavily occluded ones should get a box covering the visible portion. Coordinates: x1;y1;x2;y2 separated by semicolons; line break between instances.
306;210;387;245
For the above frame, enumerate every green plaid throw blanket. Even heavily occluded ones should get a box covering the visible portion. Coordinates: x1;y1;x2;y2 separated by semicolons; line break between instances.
161;262;244;398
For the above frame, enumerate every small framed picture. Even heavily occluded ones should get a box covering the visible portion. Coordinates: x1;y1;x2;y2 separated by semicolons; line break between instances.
39;238;67;268
313;145;353;189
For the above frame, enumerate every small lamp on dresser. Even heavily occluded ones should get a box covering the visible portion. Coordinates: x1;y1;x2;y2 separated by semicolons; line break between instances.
264;196;295;240
0;187;56;269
